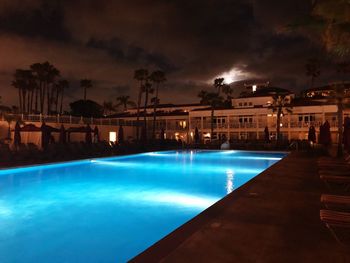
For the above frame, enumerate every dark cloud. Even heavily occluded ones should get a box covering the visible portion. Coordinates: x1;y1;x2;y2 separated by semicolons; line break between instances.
86;37;178;72
0;1;70;41
0;0;336;109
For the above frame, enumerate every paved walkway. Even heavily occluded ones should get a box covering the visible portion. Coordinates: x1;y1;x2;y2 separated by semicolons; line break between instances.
132;152;350;263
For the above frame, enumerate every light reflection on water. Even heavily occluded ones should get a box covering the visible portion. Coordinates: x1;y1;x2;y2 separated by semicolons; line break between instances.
0;150;285;262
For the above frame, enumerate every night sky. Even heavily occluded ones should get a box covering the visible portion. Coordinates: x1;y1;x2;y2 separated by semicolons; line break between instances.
0;0;339;108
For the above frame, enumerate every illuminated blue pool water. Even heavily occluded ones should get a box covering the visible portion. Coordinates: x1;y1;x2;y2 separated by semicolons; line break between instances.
0;150;286;262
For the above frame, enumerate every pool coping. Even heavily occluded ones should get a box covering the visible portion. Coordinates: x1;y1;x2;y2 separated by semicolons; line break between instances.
130;151;289;262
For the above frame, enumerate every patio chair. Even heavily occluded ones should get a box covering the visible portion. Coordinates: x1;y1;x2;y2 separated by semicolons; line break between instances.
320;209;350;245
320;174;350;191
321;194;350;209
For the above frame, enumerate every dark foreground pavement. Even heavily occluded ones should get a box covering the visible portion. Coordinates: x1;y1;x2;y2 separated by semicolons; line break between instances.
132;153;350;263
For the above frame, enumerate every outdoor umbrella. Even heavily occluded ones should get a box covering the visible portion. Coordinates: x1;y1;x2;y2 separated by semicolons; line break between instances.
118;125;124;143
324;121;331;146
320;121;331;147
93;126;100;142
343;117;350;153
264;126;270;142
85;125;92;144
59;125;66;144
160;128;165;141
194;127;200;144
308;126;316;143
14;121;21;148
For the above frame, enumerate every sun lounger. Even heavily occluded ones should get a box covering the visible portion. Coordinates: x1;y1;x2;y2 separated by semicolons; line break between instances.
320;209;350;244
320;175;350;191
321;194;350;209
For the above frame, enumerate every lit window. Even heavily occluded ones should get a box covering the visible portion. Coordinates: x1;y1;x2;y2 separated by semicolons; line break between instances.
109;131;117;142
252;85;257;92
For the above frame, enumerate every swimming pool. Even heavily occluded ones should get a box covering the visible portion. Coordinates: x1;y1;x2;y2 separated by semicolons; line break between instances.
0;150;286;262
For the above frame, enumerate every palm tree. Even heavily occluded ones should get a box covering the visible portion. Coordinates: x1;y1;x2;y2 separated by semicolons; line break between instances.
46;64;60;115
116;95;136;111
214;78;225;95
306;58;321;89
102;101;116;116
198;90;224;141
149;70;166;139
134;69;149;140
268;92;292;144
55;79;69;114
142;81;154;140
80;79;92;101
12;69;35;113
222;84;233;106
30;62;60;114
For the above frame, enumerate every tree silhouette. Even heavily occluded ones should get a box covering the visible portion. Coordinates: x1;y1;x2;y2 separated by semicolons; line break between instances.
134;69;148;140
305;58;320;89
268;92;292;144
198;90;224;141
55;79;69;114
116;95;136;111
80;79;92;101
142;81;154;141
214;78;225;95
149;70;166;139
102;101;116;116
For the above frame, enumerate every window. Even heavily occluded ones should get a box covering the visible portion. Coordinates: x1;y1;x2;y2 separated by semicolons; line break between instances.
244;102;247;106
109;131;117;142
239;102;242;107
249;102;253;106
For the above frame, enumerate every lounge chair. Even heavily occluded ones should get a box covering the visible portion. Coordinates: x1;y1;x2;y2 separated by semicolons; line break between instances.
320;209;350;244
320;175;350;191
321;194;350;209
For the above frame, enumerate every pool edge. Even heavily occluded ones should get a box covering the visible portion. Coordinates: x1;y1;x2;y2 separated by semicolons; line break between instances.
129;151;289;262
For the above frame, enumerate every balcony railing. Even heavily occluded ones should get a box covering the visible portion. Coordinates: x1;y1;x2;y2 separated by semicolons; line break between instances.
192;121;339;130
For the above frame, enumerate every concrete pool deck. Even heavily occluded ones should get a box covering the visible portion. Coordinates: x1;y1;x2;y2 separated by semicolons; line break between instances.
132;152;350;262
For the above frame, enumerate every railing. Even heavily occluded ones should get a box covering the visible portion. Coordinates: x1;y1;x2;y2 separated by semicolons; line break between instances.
192;121;339;130
0;114;139;127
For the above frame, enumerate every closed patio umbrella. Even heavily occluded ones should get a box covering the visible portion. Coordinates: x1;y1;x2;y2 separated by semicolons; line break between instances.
320;121;331;147
194;127;200;144
41;122;49;150
118;125;124;143
85;125;92;144
160;128;165;141
93;126;99;142
343;117;350;153
308;125;316;143
59;125;66;144
14;121;21;148
264;126;270;142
